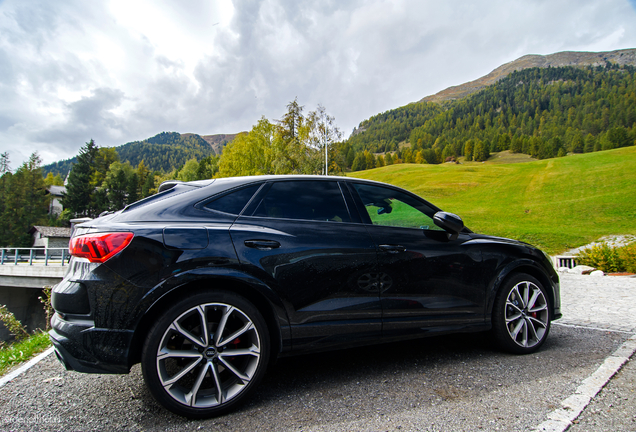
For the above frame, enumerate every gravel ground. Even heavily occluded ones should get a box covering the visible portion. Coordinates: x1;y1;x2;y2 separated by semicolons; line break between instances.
566;352;636;432
0;325;627;432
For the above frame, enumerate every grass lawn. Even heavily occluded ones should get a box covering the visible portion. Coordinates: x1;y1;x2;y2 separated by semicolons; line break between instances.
0;332;51;377
350;147;636;254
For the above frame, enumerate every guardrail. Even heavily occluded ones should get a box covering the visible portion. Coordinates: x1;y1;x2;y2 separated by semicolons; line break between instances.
0;248;69;266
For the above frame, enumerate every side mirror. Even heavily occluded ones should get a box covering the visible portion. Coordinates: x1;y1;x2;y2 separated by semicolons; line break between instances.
433;211;464;240
375;199;393;215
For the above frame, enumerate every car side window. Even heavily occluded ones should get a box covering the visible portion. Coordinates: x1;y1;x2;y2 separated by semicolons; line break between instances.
251;181;351;222
202;183;262;215
352;183;443;230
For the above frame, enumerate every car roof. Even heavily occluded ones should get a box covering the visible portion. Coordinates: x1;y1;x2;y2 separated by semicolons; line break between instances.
190;174;391;189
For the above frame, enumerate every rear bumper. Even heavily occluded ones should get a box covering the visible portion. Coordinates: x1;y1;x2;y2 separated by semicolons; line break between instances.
49;313;133;374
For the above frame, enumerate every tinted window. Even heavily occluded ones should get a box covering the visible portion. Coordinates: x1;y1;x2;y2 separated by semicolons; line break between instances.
251;181;350;222
352;183;443;230
203;184;262;215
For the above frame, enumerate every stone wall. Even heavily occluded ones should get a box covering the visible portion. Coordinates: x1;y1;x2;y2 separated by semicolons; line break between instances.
0;287;47;341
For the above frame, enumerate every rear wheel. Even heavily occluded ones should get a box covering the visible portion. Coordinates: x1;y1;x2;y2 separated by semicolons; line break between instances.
141;291;269;418
492;273;551;354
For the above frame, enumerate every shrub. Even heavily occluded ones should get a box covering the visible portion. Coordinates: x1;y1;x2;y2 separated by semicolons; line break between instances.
577;241;636;273
39;286;53;331
0;305;29;341
619;243;636;273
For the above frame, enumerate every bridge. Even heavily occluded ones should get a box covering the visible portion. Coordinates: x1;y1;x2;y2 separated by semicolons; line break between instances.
0;248;68;340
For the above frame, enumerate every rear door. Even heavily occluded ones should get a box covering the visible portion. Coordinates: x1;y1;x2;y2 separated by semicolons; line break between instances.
230;179;381;351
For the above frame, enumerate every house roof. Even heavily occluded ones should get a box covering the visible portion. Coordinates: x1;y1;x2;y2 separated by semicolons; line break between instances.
47;185;66;196
29;226;72;238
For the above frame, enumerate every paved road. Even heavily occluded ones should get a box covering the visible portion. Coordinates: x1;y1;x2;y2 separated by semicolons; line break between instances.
0;272;634;432
557;273;636;333
554;273;636;432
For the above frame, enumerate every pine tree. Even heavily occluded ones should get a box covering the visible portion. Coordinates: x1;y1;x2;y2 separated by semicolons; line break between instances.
464;140;474;161
2;153;48;246
142;173;155;198
127;173;139;205
63;139;99;217
0;152;12;246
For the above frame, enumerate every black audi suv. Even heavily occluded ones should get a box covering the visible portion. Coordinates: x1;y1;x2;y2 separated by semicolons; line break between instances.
50;175;561;417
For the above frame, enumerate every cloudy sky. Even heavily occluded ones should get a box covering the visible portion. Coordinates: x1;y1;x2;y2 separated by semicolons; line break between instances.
2;0;636;168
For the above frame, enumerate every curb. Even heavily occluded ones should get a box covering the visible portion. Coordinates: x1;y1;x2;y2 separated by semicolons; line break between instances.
535;333;636;431
0;346;55;388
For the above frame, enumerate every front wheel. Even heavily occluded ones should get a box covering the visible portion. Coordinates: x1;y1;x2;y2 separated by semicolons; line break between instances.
492;273;551;354
141;291;270;418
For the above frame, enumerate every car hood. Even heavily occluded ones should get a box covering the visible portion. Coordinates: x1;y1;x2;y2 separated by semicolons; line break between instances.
467;233;533;248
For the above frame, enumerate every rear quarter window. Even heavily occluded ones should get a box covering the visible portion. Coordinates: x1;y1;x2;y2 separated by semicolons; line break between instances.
200;183;262;215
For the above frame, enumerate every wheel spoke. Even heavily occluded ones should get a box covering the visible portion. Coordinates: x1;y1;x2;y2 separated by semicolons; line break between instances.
505;299;523;320
511;285;524;308
173;322;206;348
185;361;212;406
219;357;251;384
527;288;541;310
509;318;524;339
528;302;547;314
214;306;235;346
529;316;547;329
520;282;530;308
210;360;224;404
520;320;528;346
158;349;203;361
525;317;539;342
506;300;523;313
217;322;254;348
219;345;261;358
505;311;522;323
196;305;209;346
160;356;204;386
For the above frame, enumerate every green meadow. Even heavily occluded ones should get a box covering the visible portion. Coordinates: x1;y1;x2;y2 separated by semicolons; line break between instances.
350;147;636;255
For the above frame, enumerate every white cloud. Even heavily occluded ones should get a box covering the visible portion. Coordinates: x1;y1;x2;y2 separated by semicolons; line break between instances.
1;0;636;167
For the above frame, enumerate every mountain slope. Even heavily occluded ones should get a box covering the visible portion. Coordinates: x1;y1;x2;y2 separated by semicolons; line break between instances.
42;131;241;176
200;133;240;154
420;48;636;103
347;60;636;162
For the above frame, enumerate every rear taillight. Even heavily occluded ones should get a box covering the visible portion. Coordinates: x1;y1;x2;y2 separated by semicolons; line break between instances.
69;232;134;263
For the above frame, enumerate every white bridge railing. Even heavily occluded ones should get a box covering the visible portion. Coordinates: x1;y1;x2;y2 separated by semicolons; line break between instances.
0;248;69;266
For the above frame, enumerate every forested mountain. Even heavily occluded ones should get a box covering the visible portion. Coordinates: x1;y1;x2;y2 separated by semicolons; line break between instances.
42;132;238;177
421;48;636;103
116;132;214;172
347;63;636;164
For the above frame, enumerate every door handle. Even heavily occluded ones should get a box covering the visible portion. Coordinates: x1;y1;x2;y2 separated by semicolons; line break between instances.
379;244;406;254
244;240;281;251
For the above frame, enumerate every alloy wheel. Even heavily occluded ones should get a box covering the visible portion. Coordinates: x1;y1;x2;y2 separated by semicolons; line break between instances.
504;280;549;348
155;302;262;408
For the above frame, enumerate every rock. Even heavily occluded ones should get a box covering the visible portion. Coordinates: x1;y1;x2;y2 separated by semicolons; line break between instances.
568;265;595;275
590;270;605;277
558;267;570;273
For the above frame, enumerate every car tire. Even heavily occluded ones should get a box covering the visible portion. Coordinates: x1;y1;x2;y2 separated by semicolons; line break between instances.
492;273;551;354
141;290;270;418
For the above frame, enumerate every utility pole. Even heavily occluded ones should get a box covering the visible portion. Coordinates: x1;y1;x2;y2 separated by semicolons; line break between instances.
324;121;328;176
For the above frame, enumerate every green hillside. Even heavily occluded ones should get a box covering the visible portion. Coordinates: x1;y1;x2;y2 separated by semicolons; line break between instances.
350;147;636;254
347;64;636;166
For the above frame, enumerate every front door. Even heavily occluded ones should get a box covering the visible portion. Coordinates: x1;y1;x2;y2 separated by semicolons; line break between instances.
348;182;484;340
